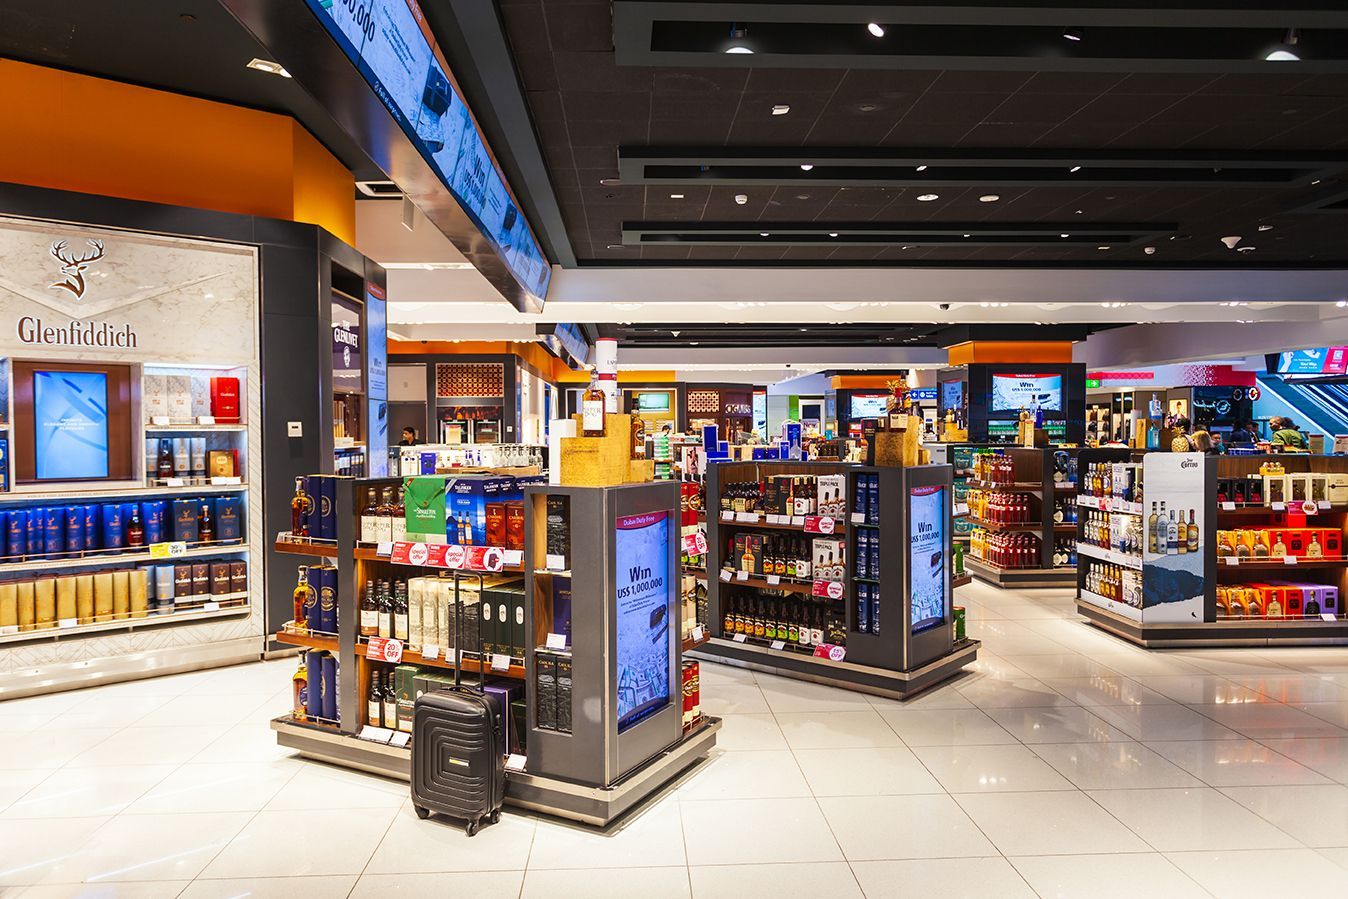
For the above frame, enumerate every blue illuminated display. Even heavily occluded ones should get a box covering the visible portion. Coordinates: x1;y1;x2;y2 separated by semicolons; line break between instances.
305;0;551;300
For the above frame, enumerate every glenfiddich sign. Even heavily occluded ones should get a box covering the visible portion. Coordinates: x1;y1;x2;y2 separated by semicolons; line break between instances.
16;316;137;347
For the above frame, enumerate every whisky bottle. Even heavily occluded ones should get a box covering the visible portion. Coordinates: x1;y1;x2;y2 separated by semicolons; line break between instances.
292;566;312;633
723;602;735;636
1148;503;1159;554
367;669;383;727
291;476;311;537
582;375;606;437
360;489;381;543
377;581;393;639
292;658;308;722
1187;509;1198;554
127;506;145;547
393;581;409;641
1272;531;1287;558
375;489;394;544
360;579;379;637
199;503;215;543
382;670;398;728
391;486;407;543
156;439;174;480
1308;532;1324;558
630;416;645;460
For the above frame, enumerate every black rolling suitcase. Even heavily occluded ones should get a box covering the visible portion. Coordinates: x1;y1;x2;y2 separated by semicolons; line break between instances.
410;572;506;836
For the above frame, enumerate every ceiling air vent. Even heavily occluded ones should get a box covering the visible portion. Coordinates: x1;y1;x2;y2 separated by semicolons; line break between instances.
355;180;404;198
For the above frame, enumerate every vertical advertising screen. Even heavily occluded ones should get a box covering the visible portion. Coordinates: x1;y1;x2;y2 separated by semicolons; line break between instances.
615;510;672;731
366;284;389;476
909;486;947;634
33;370;109;480
332;293;364;394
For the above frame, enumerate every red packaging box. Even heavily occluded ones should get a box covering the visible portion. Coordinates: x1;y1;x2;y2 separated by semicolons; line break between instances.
209;377;241;423
1286;529;1308;557
1321;528;1342;557
505;503;525;551
485;502;506;547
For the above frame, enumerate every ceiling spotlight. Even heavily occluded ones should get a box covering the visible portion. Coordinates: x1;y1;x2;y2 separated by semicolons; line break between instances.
1144;247;1157;255
1221;235;1242;249
917;194;939;201
599;178;619;185
829;232;839;237
1237;246;1257;253
1312;179;1323;185
725;46;754;54
246;58;291;77
1258;224;1273;231
725;23;752;54
915;165;928;172
1097;246;1111;250
1069;165;1083;173
979;194;1000;203
760;232;770;237
1063;27;1083;42
1265;28;1301;61
771;104;791;115
963;234;972;238
1060;233;1070;238
735;194;749;205
670;193;684;199
867;23;886;38
606;244;624;249
800;164;814;171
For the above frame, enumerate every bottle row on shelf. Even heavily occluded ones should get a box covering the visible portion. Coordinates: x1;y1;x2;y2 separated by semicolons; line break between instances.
727;533;844;582
1081;461;1142;505
1081;510;1143;556
1146;503;1201;555
969;530;1041;569
148;437;241;482
1082;560;1143;608
967;490;1036;524
1217;583;1340;619
1;495;242;563
721;591;846;648
719;473;848;519
1216;528;1339;560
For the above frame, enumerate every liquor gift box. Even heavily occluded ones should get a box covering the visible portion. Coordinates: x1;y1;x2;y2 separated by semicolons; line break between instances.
171;499;199;543
214;495;242;543
143;374;168;421
209;376;241;423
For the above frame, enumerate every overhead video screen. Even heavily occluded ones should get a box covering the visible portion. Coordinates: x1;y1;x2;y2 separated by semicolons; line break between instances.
1275;347;1348;376
850;395;890;419
991;373;1063;413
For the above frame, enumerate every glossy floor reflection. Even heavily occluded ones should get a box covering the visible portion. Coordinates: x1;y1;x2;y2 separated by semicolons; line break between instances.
2;580;1348;896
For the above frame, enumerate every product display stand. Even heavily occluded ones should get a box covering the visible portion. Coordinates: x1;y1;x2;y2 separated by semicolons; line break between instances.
1079;453;1348;648
695;460;977;699
272;476;719;827
962;446;1078;588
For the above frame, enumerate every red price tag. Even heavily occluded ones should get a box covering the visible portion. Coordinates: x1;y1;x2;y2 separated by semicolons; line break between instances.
682;531;708;556
804;516;837;534
367;637;404;663
389;542;503;572
812;580;845;600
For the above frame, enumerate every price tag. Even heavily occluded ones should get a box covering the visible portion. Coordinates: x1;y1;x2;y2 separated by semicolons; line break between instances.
1319;501;1332;510
813;580;846;600
490;653;511;671
791;515;805;527
1222;501;1236;511
389;732;411;749
358;726;394;744
545;554;567;572
804;516;836;534
505;753;527;773
954;504;969;517
721;511;734;521
1284;556;1298;565
421;644;440;661
732;633;747;643
765;514;781;525
209;476;243;486
719;569;732;582
1225;557;1240;566
0;625;18;636
1271;502;1286;511
502;549;523;567
770;640;786;651
766;574;781;585
376;542;393;558
545;632;568;650
851;512;866;524
1322;612;1337;622
150;415;171;426
149;541;188;559
690;625;704;642
735;570;749;582
828;645;847;662
58;618;79;629
736;511;758;523
366;637;404;663
202;601;220;612
165;477;186;488
682;532;708;556
197;415;216;425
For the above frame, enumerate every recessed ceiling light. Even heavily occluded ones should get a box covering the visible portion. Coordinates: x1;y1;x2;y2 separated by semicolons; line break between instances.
1063;27;1083;42
800;164;814;171
917;194;939;201
725;46;754;54
760;232;770;237
771;104;791;115
829;232;839;237
1265;28;1301;61
735;194;749;205
1070;165;1083;173
963;234;971;238
1258;224;1273;231
915;165;928;172
606;244;624;249
599;178;619;185
1060;233;1070;238
246;58;291;77
1312;179;1323;185
858;103;878;113
670;193;684;199
1097;246;1111;250
867;23;885;37
979;194;1000;203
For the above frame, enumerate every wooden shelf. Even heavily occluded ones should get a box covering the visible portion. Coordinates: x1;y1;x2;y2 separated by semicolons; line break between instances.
355;641;527;680
2;541;247;574
952;573;972;588
716;570;837;596
274;536;340;558
968;518;1042;532
965;480;1043;492
681;565;707;577
683;631;711;652
1217;557;1348;570
274;628;340;652
1217;504;1348;517
712;515;847;535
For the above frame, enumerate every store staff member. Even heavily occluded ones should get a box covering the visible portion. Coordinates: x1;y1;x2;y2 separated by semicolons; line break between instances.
1269;417;1307;451
399;427;418;446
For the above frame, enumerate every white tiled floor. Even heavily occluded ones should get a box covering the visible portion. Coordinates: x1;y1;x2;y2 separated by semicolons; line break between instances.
3;579;1348;896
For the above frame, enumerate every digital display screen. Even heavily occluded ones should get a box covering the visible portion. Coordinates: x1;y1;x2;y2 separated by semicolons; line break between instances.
33;370;109;480
304;0;551;300
941;380;964;412
366;284;389;476
850;394;889;419
332;293;363;393
1275;347;1348;375
909;485;947;634
636;392;671;412
615;510;672;731
991;373;1063;413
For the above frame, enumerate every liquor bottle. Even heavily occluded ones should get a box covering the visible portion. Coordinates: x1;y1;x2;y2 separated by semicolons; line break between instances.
1148;502;1159;554
199;503;215;543
1155;502;1168;554
630;416;645;460
723;601;735;636
391;486;407;543
393;581;409;641
1272;531;1287;558
360;488;381;543
156;439;175;480
378;581;393;639
1253;531;1270;558
1308;532;1324;558
360;579;379;637
292;657;308;722
1186;509;1199;554
291;476;311;537
1168;510;1179;555
1306;595;1322;617
375;489;394;544
292;566;312;633
367;669;383;726
127;506;145;547
382;670;398;729
582;374;606;437
1267;595;1284;618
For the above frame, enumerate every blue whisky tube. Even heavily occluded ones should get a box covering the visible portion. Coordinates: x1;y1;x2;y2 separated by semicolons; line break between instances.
316;565;338;634
101;503;124;551
82;505;100;550
213;496;241;543
4;511;24;559
306;650;325;721
26;508;45;556
142;501;167;545
43;507;65;556
64;505;84;555
302;474;323;537
170;498;199;543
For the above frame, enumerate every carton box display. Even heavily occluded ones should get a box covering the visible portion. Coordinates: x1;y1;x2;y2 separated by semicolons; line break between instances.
143;374;168;420
166;375;192;421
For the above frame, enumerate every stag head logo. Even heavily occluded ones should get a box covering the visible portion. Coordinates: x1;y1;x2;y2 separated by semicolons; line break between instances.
49;238;106;299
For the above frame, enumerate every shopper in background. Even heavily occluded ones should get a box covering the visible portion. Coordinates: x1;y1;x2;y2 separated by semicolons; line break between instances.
1269;417;1308;450
399;427;418;446
660;423;673;435
1170;416;1197;452
1227;419;1258;446
1192;430;1219;454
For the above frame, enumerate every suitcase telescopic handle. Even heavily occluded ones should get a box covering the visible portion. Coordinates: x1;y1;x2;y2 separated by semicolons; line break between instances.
452;571;487;693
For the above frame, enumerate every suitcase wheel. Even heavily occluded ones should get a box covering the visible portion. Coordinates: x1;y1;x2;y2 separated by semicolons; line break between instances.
414;805;430;820
466;818;480;837
490;809;501;824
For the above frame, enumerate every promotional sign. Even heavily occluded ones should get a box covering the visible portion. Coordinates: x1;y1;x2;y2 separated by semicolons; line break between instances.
1141;454;1206;623
614;511;672;732
403;476;447;538
303;0;551;300
849;395;889;419
909;388;937;402
991;373;1063;412
33;370;109;480
909;485;948;633
388;540;504;572
366;283;388;476
332;293;363;393
1275;347;1348;376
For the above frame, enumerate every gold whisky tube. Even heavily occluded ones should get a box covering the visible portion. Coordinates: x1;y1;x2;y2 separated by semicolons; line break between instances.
0;582;17;633
55;575;77;623
92;572;114;623
34;578;56;629
75;575;94;623
16;581;36;631
112;570;130;619
129;569;149;618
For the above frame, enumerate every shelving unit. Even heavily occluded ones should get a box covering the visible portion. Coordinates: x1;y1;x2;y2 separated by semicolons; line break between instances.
695;460;978;698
